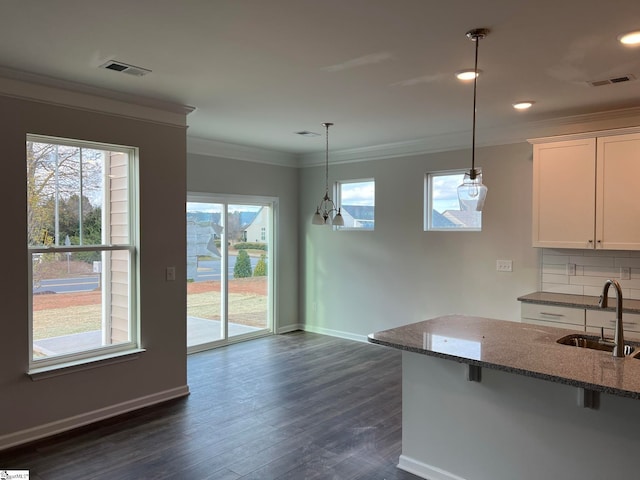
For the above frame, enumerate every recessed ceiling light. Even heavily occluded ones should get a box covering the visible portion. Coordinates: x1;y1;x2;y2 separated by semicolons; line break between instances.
513;101;535;110
455;69;481;81
619;30;640;45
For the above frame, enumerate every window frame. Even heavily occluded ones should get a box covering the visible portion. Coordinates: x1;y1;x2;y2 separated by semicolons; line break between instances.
335;178;375;231
424;169;483;232
27;134;140;372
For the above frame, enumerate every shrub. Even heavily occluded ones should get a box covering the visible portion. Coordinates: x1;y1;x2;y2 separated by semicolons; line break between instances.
233;249;252;278
253;254;267;277
234;242;267;251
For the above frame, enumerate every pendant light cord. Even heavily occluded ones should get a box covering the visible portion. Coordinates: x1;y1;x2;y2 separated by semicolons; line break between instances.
471;33;479;178
325;123;329;194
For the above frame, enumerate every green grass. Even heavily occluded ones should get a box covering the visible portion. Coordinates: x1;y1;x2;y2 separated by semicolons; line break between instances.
33;305;101;340
33;291;267;340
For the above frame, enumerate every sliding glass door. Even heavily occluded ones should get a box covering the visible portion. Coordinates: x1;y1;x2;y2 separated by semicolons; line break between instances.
186;194;274;352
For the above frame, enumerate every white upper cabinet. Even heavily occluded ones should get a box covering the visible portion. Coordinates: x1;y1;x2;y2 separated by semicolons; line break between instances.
532;138;596;248
596;133;640;250
531;130;640;250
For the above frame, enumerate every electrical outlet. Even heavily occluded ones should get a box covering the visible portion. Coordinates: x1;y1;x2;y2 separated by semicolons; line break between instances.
566;263;576;276
621;267;631;280
496;260;513;272
166;266;176;281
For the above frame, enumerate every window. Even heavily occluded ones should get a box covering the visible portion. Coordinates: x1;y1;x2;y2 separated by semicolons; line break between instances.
336;179;375;230
27;135;138;370
425;170;482;231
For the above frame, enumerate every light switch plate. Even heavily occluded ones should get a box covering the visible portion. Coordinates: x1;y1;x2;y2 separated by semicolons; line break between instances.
166;266;176;281
566;263;576;276
621;267;631;280
496;260;513;272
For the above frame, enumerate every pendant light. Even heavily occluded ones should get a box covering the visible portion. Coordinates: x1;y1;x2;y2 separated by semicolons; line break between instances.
312;122;344;226
457;28;489;212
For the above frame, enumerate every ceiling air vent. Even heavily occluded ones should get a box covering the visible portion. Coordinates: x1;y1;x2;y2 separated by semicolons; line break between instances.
99;60;151;77
587;74;636;87
295;131;321;137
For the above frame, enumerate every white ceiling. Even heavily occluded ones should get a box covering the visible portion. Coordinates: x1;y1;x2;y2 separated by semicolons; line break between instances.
1;0;640;159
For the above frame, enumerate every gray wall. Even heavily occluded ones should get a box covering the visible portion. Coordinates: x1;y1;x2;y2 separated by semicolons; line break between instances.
300;142;540;339
0;95;187;446
187;153;299;332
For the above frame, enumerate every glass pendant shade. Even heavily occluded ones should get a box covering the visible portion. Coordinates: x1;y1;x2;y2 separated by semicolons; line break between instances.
458;170;487;211
333;209;344;226
312;208;325;225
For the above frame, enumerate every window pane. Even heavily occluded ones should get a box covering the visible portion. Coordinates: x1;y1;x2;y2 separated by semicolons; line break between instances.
337;179;375;230
186;202;225;345
426;171;482;231
27;143;106;247
228;204;269;338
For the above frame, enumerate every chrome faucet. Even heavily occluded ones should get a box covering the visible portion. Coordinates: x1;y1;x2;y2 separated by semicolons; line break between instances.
598;279;625;358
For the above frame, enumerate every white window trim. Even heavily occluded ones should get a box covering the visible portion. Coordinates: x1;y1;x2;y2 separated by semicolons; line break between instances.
27;135;140;372
425;169;483;232
335;178;375;231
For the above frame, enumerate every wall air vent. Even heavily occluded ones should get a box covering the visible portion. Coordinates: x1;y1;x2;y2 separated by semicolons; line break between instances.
587;74;636;87
99;60;151;77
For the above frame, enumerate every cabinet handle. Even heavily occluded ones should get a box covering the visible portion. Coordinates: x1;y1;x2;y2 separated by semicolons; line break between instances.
540;312;564;317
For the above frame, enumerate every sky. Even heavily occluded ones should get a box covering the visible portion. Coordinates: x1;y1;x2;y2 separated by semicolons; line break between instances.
431;172;464;213
339;180;375;205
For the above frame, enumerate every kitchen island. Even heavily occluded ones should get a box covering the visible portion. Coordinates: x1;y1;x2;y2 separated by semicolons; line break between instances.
369;315;640;480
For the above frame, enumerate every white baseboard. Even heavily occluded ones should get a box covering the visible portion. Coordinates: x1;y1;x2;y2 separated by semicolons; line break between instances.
301;324;368;343
398;455;468;480
0;385;190;451
276;323;303;334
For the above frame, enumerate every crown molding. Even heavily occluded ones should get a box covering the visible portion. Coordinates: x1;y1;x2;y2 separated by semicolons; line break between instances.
297;106;640;167
526;107;640;144
187;136;299;167
190;102;640;168
0;67;194;127
528;126;640;144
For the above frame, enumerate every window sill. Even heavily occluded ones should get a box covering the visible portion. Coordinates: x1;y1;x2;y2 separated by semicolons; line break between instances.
28;348;146;381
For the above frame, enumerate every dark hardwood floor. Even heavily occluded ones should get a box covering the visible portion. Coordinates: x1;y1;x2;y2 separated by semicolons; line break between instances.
1;332;421;479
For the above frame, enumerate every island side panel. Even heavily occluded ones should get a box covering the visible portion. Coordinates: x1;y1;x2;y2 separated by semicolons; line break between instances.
400;351;640;480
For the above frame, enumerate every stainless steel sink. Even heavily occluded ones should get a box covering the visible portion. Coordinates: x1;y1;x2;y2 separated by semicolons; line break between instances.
557;334;636;356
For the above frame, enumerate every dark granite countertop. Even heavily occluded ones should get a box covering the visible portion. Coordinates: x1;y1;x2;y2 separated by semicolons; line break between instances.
368;315;640;400
518;291;640;314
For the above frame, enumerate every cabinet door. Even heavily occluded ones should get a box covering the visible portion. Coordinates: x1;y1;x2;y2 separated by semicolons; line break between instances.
596;133;640;250
532;139;596;248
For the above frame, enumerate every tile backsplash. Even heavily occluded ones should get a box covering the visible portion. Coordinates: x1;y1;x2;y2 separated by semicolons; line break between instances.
542;248;640;300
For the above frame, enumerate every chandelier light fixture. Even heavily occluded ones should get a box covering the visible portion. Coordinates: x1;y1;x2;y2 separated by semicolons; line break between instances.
312;122;344;226
457;28;489;212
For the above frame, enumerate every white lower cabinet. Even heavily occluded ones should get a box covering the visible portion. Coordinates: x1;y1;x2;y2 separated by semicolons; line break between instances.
586;310;640;341
521;303;640;341
521;303;585;330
